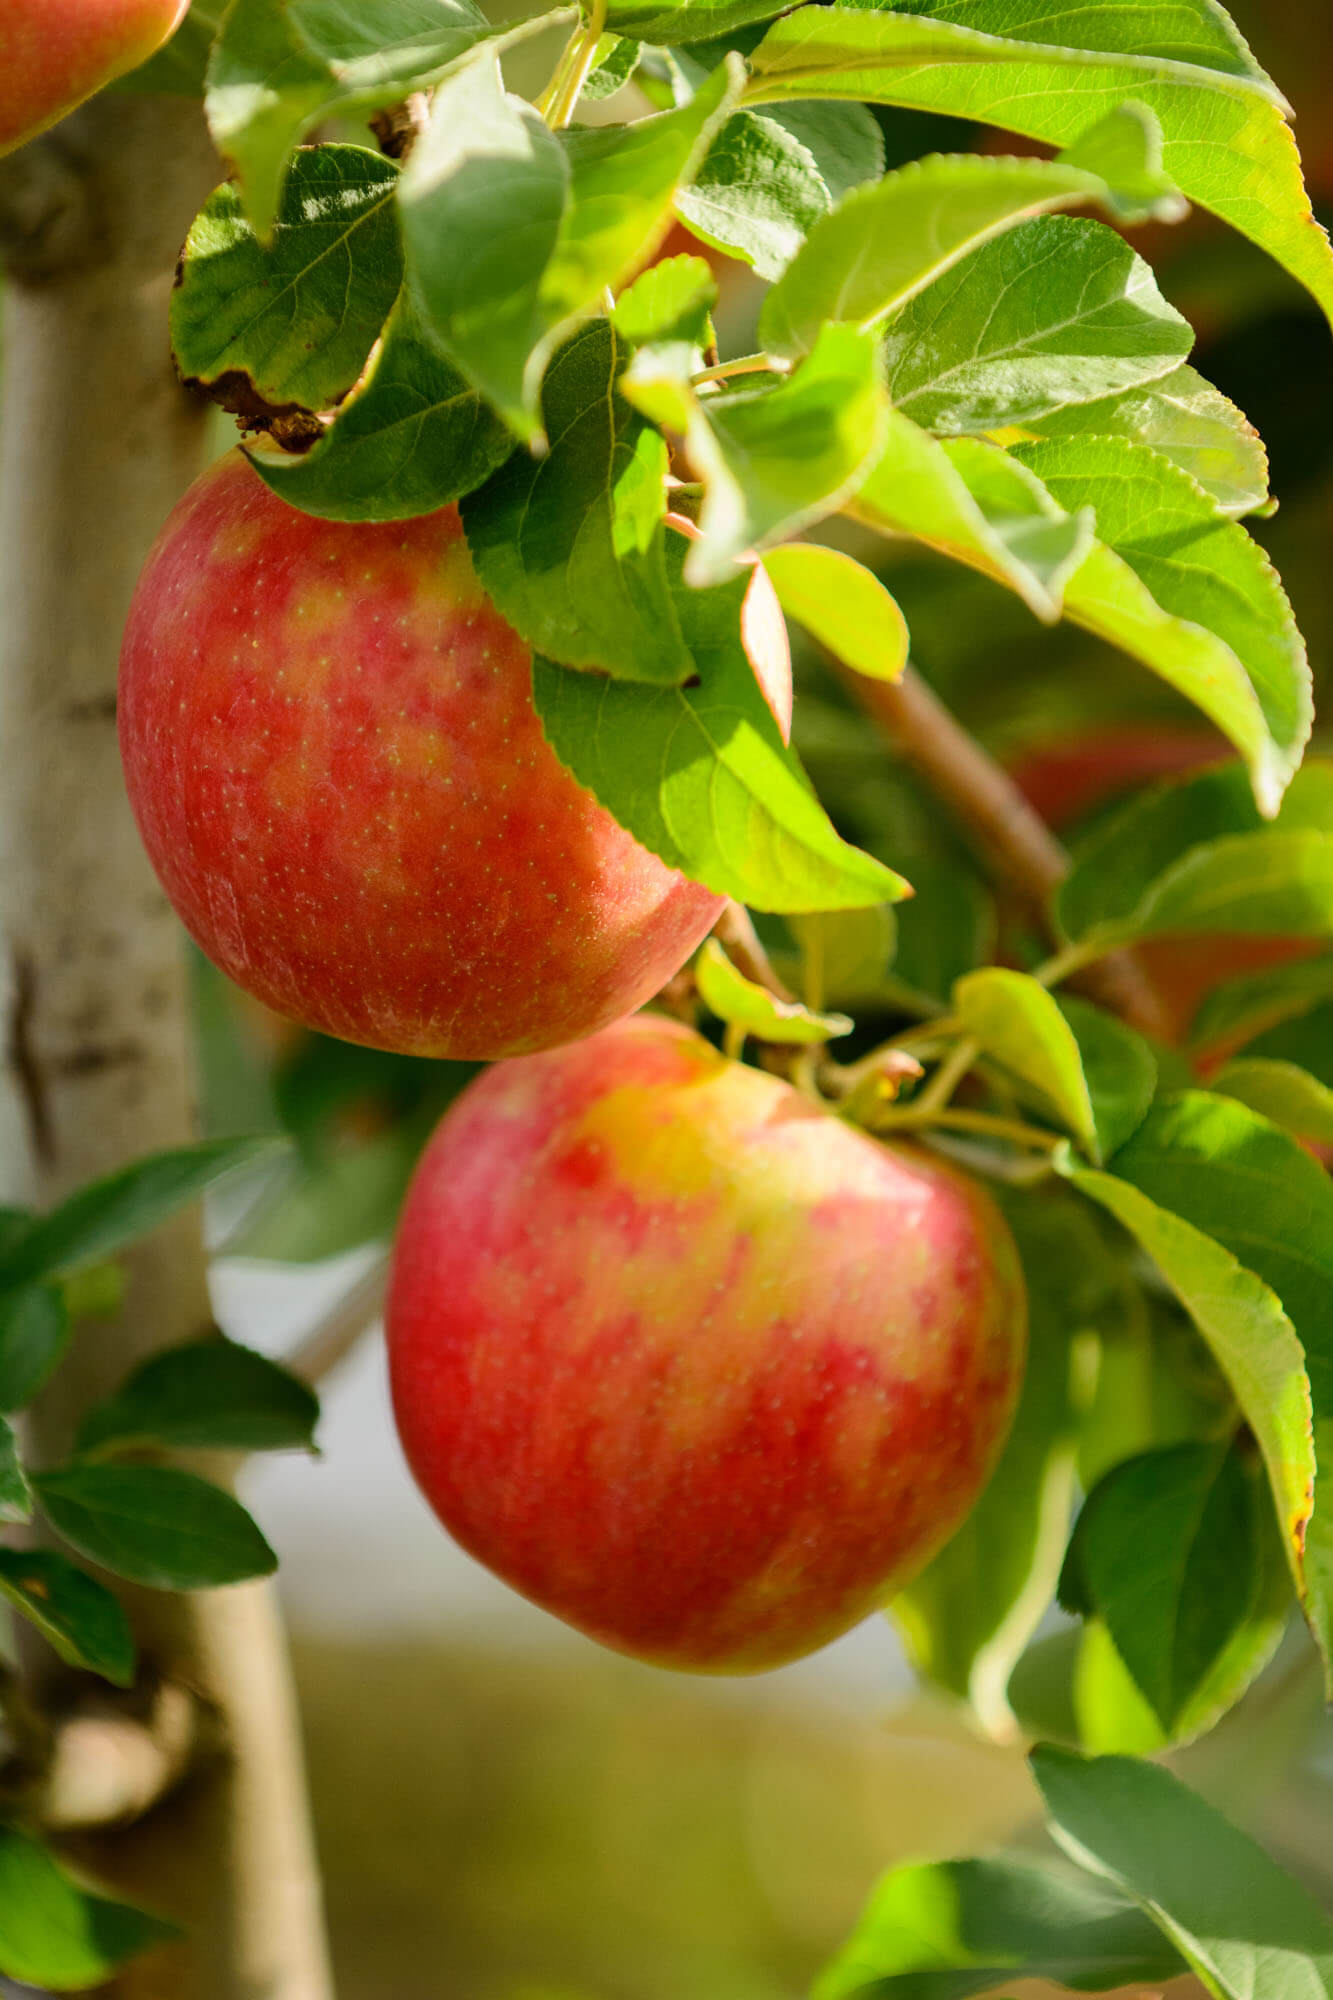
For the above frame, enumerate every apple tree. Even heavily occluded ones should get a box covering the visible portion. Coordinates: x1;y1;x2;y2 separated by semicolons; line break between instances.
1;0;1333;1991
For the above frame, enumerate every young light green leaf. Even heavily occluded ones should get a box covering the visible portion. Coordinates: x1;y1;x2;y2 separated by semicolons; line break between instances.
0;1138;284;1292
1192;953;1333;1056
1064;1157;1315;1624
1015;436;1311;812
625;323;889;586
1212;1059;1333;1147
895;1188;1108;1734
848;409;1094;624
955;967;1097;1155
742;3;1333;335
0;1548;136;1687
676;101;883;281
695;938;852;1044
1019;364;1270;520
761;543;908;683
532;552;909;913
0;1823;178;1989
401;55;739;442
34;1465;278;1592
1031;1746;1333;2000
1060;1438;1286;1733
206;0;564;237
760;106;1185;360
814;1851;1186;2000
461;320;692;684
249;291;511;522
76;1337;319;1458
611;253;717;348
0;1419;31;1524
0;1282;70;1412
171;144;403;416
883;216;1193;437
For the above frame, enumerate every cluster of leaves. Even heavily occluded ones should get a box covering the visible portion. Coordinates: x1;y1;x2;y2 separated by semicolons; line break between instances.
0;1139;317;1989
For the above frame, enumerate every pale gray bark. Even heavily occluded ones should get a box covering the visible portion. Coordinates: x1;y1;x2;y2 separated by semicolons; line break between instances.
0;94;333;1999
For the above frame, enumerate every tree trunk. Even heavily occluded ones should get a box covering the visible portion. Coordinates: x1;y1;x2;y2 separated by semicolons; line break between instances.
0;94;334;2000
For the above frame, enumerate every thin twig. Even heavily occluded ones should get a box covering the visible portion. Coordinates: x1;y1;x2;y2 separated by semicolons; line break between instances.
834;662;1171;1040
692;352;790;386
286;1253;389;1388
712;901;796;1002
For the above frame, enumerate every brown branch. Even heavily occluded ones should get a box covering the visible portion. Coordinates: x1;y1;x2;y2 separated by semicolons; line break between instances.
285;1253;389;1388
712;900;797;1003
835;663;1172;1041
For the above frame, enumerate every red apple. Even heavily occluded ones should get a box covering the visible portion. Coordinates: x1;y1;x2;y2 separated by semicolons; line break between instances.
0;0;189;156
119;451;790;1060
386;1017;1027;1672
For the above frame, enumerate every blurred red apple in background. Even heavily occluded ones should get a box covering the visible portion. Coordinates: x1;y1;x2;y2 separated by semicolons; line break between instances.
387;1016;1027;1672
0;0;188;156
119;452;791;1060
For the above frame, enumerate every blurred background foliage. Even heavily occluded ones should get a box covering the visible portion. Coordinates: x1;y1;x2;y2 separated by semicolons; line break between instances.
5;0;1333;1993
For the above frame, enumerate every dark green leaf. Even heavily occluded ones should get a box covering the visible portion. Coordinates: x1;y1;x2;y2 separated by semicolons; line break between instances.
741;3;1333;336
624;322;889;584
583;33;642;98
1031;1746;1333;2000
77;1337;319;1458
0;1283;70;1412
814;1850;1185;2000
605;0;787;40
0;1549;135;1686
171;144;403;415
532;546;908;913
888;849;996;1005
1191;954;1333;1056
0;1823;177;1989
461;320;692;684
883;216;1193;436
0;1138;285;1292
34;1465;277;1591
250;290;511;521
785;905;897;1009
760;107;1185;360
0;1419;31;1523
1058;763;1259;946
1058;997;1157;1162
1212;1059;1333;1146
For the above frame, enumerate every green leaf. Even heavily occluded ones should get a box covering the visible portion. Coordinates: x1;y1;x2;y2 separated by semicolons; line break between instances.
249;290;511;521
1105;1090;1333;1678
532;548;909;913
624;322;889;586
0;1549;135;1686
676;101;883;281
954;967;1097;1156
1212;1059;1333;1147
0;1139;283;1293
1064;1154;1316;1636
206;0;563;237
741;3;1333;336
583;33;642;99
401;55;738;442
813;1850;1186;2000
1031;1746;1333;2000
883;216;1193;437
1072;831;1333;955
695;938;851;1043
786;905;898;1009
461;321;690;684
1057;997;1157;1163
1058;762;1259;945
0;1283;70;1412
1015;436;1310;813
894;1188;1107;1732
890;850;996;1005
761;544;908;683
850;411;1095;624
760;106;1185;360
606;0;788;38
0;1418;31;1524
1019;364;1270;520
1060;1438;1287;1733
171;144;403;416
1191;953;1333;1056
611;253;718;347
34;1465;278;1591
1071;1619;1168;1757
76;1337;319;1458
0;1823;177;1990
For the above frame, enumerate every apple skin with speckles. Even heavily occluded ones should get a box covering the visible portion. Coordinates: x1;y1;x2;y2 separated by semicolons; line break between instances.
118;450;790;1059
0;0;189;156
386;1017;1028;1673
